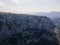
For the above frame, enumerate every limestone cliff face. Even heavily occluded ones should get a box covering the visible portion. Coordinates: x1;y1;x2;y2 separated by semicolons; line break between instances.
0;13;58;45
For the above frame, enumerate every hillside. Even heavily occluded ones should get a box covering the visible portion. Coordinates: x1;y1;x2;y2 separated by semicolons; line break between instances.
0;12;59;45
54;18;60;35
54;18;60;45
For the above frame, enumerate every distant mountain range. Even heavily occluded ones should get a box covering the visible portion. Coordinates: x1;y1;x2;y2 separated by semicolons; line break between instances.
30;12;60;19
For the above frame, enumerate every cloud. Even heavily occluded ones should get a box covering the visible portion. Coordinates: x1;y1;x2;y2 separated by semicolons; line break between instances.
12;0;20;4
0;1;6;7
0;0;60;13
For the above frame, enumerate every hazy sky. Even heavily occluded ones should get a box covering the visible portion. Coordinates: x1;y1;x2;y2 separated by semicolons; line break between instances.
0;0;60;13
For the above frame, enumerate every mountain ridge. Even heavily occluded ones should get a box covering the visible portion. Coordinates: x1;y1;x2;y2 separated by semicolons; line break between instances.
30;12;60;19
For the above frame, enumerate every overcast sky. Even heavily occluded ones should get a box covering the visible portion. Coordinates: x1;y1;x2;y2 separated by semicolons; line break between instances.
0;0;60;13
